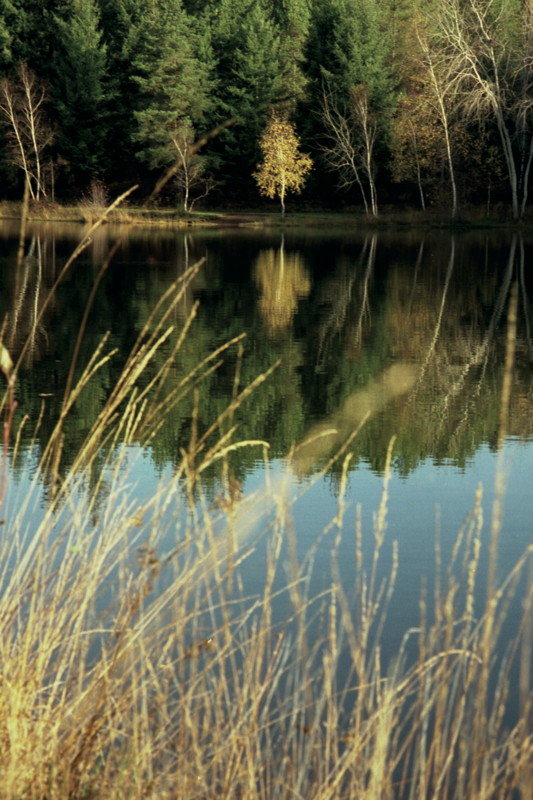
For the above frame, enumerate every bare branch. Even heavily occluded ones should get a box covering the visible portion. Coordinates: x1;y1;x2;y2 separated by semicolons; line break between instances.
426;0;533;218
319;84;379;216
0;64;53;200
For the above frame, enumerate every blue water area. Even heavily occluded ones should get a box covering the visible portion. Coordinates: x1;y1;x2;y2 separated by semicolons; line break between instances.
0;222;532;718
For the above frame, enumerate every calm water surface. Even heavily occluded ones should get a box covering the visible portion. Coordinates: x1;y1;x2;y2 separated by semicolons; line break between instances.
1;220;532;662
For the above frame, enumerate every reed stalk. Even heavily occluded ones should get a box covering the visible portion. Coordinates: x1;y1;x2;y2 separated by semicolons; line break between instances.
0;208;530;798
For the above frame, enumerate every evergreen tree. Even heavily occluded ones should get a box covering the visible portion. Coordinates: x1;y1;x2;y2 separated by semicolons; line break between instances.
2;0;70;79
265;0;310;102
306;0;395;116
0;0;529;210
98;0;133;38
305;0;396;207
53;0;110;186
182;0;210;11
205;0;285;194
0;0;14;70
96;0;145;183
129;0;212;181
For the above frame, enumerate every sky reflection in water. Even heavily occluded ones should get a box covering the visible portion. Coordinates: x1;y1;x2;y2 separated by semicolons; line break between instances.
0;222;532;663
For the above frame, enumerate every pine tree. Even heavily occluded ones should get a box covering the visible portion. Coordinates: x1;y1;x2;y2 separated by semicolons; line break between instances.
265;0;310;103
3;0;70;79
53;0;110;185
0;0;14;70
130;0;212;178
206;0;285;194
97;0;152;183
306;0;396;210
306;0;395;118
253;110;312;215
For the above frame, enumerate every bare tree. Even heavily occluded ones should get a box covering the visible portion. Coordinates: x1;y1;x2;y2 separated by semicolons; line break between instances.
351;85;379;217
407;118;427;210
391;109;428;211
416;25;460;217
170;122;218;212
429;0;533;219
320;84;378;216
0;64;53;200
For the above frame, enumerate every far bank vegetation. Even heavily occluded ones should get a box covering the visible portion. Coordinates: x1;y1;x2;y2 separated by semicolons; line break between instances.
0;0;530;219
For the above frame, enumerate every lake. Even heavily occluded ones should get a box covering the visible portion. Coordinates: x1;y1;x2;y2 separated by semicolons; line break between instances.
1;219;533;771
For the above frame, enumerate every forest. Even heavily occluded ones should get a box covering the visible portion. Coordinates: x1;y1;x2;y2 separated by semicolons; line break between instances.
0;0;532;218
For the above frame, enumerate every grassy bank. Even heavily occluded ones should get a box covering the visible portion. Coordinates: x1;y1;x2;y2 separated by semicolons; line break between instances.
1;195;533;232
0;212;532;798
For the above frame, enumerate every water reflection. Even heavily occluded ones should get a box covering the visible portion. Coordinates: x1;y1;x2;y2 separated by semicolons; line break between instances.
1;222;531;782
1;221;532;702
0;224;531;487
315;234;376;365
292;362;419;476
253;238;311;336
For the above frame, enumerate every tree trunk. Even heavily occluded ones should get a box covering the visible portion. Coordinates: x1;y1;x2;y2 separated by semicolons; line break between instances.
519;137;533;219
409;122;426;211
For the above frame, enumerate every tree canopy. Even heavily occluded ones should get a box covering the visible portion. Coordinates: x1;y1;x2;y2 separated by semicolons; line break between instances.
0;0;530;216
253;110;312;214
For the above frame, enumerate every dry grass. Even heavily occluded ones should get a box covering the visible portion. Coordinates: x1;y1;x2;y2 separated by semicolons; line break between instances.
0;202;531;798
3;196;532;232
75;182;138;226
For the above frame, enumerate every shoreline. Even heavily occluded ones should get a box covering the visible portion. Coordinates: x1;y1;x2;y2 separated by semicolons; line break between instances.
0;199;532;233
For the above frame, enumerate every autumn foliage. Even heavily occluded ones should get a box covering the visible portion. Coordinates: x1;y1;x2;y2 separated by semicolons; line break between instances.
253;111;312;215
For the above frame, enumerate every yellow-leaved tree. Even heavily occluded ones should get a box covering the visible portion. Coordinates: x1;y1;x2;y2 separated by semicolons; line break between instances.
253;111;312;215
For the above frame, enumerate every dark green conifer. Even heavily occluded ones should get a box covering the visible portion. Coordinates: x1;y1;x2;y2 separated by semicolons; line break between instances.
205;0;285;194
129;0;212;172
0;0;14;70
53;0;110;186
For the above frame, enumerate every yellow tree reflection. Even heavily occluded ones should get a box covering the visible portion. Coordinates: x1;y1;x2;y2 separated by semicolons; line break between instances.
253;241;311;336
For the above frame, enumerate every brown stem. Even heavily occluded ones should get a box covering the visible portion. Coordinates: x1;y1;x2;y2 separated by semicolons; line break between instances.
0;370;17;515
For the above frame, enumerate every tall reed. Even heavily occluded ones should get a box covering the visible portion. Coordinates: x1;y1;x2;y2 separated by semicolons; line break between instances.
0;210;530;798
